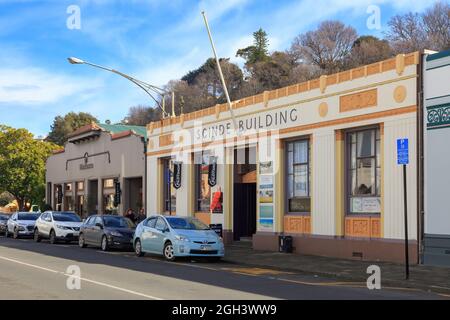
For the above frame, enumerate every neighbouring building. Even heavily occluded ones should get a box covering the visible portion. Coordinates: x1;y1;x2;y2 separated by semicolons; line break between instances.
46;123;147;218
145;52;421;263
423;49;450;266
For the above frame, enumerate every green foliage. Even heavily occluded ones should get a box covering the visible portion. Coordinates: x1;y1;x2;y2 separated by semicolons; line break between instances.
0;125;59;210
47;112;98;146
236;28;270;66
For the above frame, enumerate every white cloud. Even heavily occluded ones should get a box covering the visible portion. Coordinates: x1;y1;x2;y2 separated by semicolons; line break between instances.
0;67;102;104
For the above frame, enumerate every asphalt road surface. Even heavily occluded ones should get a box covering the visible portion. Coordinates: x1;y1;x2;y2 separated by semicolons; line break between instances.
0;236;446;300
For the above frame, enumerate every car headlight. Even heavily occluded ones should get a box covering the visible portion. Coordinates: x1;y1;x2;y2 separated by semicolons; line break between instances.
56;225;69;230
109;231;122;237
175;235;190;242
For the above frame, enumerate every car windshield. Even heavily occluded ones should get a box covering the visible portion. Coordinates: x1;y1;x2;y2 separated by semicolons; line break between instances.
17;213;40;221
52;213;81;222
166;217;210;230
103;216;135;228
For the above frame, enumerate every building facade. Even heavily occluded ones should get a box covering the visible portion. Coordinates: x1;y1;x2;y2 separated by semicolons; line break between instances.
46;123;147;217
423;49;450;266
145;52;421;263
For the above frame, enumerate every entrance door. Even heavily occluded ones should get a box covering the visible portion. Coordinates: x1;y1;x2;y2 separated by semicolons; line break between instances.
233;183;257;240
233;146;257;241
88;180;98;215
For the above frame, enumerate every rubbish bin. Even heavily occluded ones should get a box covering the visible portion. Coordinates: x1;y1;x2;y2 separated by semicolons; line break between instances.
279;235;293;253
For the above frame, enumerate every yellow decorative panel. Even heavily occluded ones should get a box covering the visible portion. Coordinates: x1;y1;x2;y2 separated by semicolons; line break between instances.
195;212;211;225
159;133;173;147
345;216;381;238
339;88;377;113
284;215;311;234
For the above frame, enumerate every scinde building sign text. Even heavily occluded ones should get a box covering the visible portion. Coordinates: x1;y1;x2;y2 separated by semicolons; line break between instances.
193;107;298;143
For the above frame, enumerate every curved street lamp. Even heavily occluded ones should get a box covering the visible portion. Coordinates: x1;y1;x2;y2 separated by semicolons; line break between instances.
67;57;174;118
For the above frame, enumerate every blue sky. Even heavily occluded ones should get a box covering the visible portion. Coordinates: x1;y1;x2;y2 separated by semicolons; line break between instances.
0;0;440;137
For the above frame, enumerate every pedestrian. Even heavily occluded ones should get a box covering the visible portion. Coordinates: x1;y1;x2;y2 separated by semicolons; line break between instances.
135;208;146;223
125;208;135;223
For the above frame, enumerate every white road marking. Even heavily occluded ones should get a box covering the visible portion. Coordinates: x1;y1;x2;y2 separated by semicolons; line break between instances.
0;255;162;300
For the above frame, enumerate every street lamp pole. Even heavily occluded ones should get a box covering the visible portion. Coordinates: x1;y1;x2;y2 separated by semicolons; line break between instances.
67;57;173;118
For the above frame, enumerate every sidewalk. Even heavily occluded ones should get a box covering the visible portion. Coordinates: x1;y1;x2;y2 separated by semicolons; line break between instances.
223;242;450;294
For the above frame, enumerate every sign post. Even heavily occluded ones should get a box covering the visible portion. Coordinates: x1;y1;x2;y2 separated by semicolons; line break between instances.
397;138;409;280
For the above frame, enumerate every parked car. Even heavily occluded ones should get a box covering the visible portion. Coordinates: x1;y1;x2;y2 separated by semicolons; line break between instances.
79;215;136;251
0;214;9;235
34;211;82;244
133;215;224;261
5;212;41;238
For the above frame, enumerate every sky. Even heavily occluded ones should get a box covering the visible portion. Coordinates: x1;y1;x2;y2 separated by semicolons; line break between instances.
0;0;442;137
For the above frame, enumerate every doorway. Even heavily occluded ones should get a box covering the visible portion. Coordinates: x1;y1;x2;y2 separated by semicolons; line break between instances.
88;179;98;215
233;146;257;241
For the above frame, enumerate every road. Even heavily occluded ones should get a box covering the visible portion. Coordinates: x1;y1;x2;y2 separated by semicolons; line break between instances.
0;236;445;300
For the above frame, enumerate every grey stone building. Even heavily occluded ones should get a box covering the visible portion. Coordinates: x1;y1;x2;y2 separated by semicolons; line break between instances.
45;123;147;217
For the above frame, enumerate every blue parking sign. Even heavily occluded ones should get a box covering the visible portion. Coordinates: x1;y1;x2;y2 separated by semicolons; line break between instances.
397;138;409;165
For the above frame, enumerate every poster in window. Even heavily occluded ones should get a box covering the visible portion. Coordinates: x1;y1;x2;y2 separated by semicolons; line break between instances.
351;197;380;213
259;204;274;231
210;189;223;214
259;189;273;203
259;161;273;174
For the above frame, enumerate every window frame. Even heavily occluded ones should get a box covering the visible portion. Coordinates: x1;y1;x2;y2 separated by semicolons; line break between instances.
284;137;311;215
345;125;381;215
162;157;176;213
194;152;211;212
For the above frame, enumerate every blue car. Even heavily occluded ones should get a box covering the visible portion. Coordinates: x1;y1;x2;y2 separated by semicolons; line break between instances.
133;215;224;261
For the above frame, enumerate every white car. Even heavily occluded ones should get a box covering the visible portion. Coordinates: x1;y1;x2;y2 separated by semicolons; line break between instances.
34;211;82;244
5;212;41;238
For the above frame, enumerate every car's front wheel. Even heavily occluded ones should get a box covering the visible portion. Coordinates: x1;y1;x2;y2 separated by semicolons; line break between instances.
34;229;41;242
163;242;176;261
78;233;87;248
101;236;109;251
134;239;144;257
49;230;57;244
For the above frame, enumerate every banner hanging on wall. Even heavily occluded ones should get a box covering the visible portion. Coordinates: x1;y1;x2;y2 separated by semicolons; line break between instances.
208;156;217;187
173;161;182;189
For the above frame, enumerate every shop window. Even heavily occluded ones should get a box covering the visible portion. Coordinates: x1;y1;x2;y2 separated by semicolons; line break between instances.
103;179;114;189
286;139;311;213
346;127;381;214
103;194;118;214
65;183;72;192
194;152;211;212
162;158;176;213
77;181;84;191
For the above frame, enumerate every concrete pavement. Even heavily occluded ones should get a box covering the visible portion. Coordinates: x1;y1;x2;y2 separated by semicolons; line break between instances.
0;236;446;300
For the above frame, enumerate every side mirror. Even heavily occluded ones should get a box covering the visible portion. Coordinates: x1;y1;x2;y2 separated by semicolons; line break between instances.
95;223;103;229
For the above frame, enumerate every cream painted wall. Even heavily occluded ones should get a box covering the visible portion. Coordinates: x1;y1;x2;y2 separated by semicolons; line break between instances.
383;114;417;240
311;128;336;236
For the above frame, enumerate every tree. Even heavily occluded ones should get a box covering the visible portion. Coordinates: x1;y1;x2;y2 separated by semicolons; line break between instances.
122;105;161;126
346;36;393;68
386;12;428;53
422;1;450;51
0;191;14;207
236;28;270;66
290;20;358;73
386;2;450;53
0;125;59;210
47;112;98;146
175;58;244;113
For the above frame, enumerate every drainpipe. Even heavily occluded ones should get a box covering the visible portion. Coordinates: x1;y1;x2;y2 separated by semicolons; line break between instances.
417;52;425;264
143;137;148;216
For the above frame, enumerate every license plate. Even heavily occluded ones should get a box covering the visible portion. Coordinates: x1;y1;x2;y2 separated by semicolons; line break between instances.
200;245;211;250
